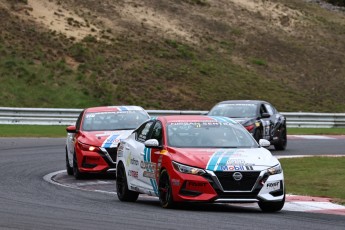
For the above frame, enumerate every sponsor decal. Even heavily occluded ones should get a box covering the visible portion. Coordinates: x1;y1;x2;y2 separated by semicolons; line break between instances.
128;170;138;178
130;158;139;165
143;171;155;179
140;161;156;172
220;165;254;171
143;147;159;196
126;152;132;167
207;150;255;171
266;181;280;191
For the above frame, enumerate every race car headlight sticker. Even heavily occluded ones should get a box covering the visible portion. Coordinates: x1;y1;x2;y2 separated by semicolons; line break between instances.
172;161;206;176
267;164;282;175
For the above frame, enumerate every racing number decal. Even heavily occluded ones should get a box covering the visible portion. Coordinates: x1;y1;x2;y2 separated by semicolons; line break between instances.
260;119;271;138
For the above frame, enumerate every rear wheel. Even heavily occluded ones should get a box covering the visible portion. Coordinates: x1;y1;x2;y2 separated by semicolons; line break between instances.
65;147;73;175
73;152;85;179
274;126;287;150
116;162;139;202
258;195;285;212
158;169;174;208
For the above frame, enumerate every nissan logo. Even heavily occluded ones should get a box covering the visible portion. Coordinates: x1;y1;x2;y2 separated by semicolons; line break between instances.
233;172;243;181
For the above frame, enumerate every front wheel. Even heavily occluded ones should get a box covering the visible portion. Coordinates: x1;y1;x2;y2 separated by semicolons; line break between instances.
116;162;139;202
73;152;85;179
65;147;73;175
258;195;285;212
274;127;287;150
158;169;174;208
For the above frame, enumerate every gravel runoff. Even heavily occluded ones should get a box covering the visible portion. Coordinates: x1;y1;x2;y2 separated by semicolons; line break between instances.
304;0;345;13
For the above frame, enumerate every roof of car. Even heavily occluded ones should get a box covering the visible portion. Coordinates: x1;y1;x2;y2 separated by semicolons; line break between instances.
215;100;269;105
159;115;237;124
84;105;146;113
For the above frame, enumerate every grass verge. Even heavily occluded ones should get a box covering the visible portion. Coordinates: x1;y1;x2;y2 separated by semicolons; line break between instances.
280;157;345;205
0;125;66;137
1;125;345;137
288;128;345;135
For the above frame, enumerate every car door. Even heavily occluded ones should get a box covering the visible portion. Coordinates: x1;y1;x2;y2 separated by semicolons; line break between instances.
124;120;156;193
264;103;284;136
259;104;272;140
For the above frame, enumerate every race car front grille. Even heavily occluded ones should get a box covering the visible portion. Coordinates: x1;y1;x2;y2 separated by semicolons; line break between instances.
104;147;117;162
214;171;261;191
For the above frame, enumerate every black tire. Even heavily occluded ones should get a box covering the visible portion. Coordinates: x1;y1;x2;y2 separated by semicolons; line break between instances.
258;195;285;212
65;147;73;175
73;152;85;179
116;162;139;202
274;126;287;150
158;169;174;208
253;128;262;142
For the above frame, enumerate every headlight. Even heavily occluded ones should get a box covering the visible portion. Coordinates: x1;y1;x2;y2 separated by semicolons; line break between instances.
267;164;282;175
78;141;100;152
172;161;206;176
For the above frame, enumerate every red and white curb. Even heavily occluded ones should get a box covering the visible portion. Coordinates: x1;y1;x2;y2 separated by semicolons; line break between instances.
285;195;345;216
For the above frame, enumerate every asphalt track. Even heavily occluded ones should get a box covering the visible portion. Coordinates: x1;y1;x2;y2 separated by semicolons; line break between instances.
0;137;345;230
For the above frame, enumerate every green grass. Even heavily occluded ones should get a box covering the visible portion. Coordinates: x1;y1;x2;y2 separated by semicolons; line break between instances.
288;128;345;135
280;157;345;205
0;125;67;137
1;126;344;137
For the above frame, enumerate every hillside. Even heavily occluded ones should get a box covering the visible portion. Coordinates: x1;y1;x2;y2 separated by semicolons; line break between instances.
0;0;345;112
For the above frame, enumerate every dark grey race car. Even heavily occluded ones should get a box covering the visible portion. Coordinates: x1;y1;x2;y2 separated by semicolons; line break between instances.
208;100;287;150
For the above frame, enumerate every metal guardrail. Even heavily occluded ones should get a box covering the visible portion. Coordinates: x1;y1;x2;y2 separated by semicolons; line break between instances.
0;107;345;128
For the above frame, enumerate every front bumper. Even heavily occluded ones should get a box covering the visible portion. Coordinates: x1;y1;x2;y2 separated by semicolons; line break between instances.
169;168;284;203
77;147;117;173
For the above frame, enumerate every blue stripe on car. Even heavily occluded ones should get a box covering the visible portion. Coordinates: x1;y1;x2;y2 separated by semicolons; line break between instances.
102;134;119;148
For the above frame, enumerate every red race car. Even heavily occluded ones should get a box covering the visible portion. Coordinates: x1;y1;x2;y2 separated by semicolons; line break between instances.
116;115;285;212
65;106;150;179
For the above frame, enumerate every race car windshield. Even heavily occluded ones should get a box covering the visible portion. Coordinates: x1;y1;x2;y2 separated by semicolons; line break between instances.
167;122;258;148
209;104;257;118
82;111;149;131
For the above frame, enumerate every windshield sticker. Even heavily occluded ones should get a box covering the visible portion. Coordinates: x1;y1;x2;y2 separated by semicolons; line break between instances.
168;121;234;127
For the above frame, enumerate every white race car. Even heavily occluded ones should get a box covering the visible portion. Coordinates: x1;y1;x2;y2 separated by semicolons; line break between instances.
116;115;285;212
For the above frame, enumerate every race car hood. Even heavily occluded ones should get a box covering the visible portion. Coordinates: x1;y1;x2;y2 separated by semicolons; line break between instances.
169;147;279;171
78;130;133;148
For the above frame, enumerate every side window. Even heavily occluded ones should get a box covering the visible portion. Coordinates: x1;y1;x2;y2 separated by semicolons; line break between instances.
136;121;154;142
76;110;85;131
260;104;268;115
264;104;275;115
150;121;163;145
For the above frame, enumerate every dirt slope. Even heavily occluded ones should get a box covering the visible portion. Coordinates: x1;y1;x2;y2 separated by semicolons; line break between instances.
0;0;344;111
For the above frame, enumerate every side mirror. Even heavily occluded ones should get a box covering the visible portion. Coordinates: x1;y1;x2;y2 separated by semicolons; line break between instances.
261;113;270;118
144;139;161;148
259;139;270;148
66;125;77;133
